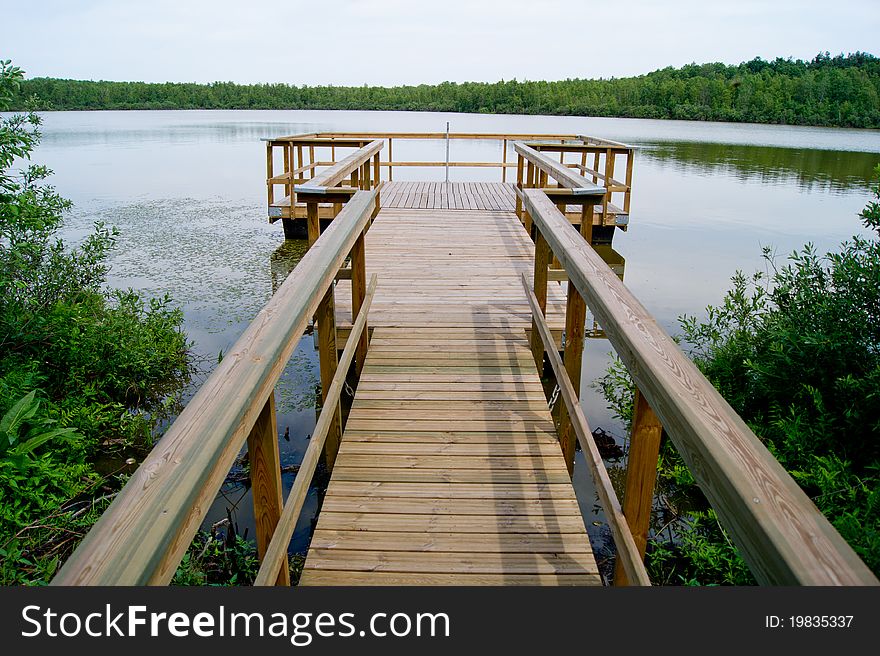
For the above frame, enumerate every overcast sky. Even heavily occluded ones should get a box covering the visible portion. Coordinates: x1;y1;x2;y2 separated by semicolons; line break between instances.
2;0;877;86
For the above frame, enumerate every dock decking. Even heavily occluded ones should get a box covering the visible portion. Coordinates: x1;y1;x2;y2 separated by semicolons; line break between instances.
300;185;599;585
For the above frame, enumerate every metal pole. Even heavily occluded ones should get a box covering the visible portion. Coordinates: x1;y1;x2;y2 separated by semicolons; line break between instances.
445;121;450;183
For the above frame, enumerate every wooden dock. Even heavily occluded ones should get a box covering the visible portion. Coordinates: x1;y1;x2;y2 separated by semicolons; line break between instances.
300;187;599;585
53;133;878;588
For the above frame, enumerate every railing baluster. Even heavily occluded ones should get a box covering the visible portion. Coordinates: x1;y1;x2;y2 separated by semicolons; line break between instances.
624;151;634;214
515;154;524;221
247;393;290;585
614;388;663;586
266;142;275;207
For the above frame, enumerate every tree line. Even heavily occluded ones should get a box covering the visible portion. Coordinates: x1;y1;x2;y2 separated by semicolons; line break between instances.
9;52;880;129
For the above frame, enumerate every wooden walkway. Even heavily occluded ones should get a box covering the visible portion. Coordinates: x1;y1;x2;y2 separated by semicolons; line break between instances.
300;191;599;585
380;181;516;211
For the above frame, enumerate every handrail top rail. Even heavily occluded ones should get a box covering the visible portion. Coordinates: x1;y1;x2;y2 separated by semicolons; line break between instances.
264;137;374;147
268;131;594;141
524;139;639;153
520;187;878;586
513;141;605;195
53;189;379;585
576;134;637;150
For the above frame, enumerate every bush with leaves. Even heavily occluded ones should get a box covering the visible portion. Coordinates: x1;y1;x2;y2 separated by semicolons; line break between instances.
0;60;192;584
595;165;880;583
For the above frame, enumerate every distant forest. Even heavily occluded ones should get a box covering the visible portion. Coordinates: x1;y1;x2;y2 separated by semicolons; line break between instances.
10;52;880;128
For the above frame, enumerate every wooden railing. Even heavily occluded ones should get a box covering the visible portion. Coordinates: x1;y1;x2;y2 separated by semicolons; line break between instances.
519;186;878;586
265;132;635;234
521;272;651;586
52;189;379;585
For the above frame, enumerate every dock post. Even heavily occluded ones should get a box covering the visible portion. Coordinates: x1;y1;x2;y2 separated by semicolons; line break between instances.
614;389;662;585
350;230;369;377
247;393;290;585
316;285;342;470
530;231;550;370
558;279;586;476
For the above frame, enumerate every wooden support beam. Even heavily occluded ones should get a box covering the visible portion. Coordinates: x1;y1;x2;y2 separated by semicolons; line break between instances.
316;286;342;470
614;389;662;586
624;151;635;214
247;394;290;586
558;281;586;476
307;202;320;245
530;231;550;370
266;142;275;206
350;231;369;377
387;138;393;181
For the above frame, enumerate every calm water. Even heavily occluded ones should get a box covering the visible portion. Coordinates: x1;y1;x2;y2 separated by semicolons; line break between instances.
27;109;880;568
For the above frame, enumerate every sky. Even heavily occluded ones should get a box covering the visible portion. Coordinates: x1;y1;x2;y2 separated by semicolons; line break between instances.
1;0;878;86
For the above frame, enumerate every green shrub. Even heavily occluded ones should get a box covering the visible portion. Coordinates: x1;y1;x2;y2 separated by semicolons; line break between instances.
0;60;192;584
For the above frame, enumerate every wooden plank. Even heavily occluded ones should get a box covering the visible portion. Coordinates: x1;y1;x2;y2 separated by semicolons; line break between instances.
329;468;573;484
325;481;574;499
332;454;567;470
310;530;591;553
338;442;563;456
300;571;599;586
320;496;582;516
305;550;598;574
313;511;587;532
343;432;559;444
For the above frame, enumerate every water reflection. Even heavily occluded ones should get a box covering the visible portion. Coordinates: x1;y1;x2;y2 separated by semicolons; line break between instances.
270;238;309;293
641;141;879;193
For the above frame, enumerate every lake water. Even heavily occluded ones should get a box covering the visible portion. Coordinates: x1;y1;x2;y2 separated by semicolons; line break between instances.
27;109;880;571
